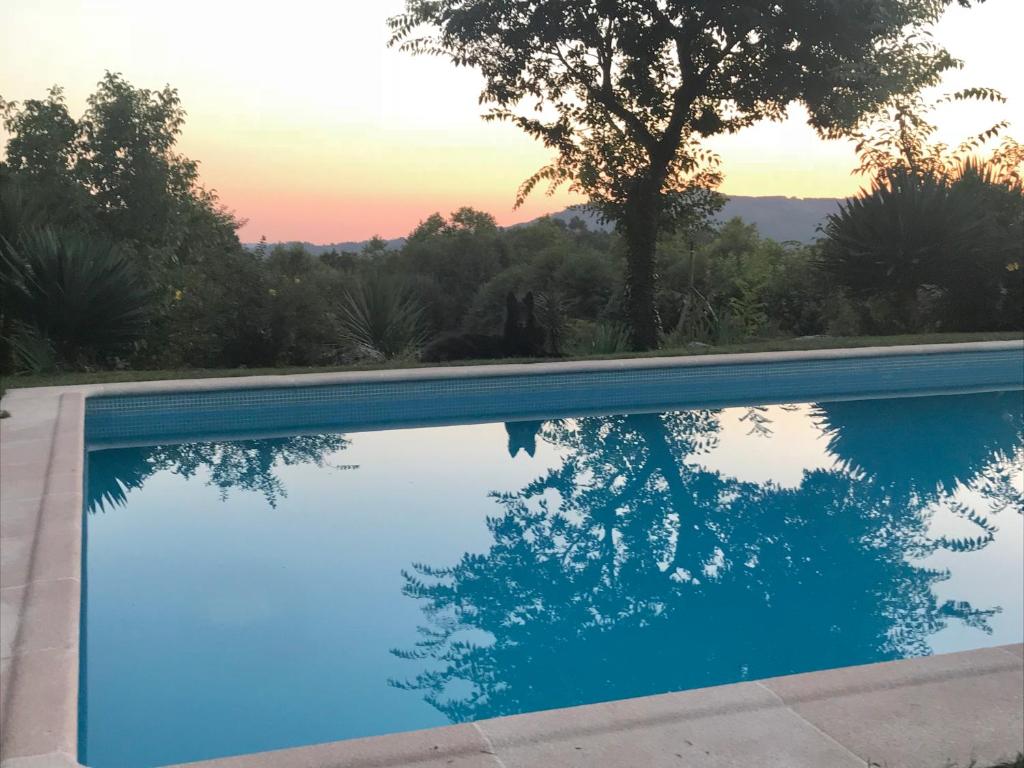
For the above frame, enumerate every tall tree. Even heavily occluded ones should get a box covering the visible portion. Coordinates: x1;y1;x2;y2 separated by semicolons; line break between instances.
3;73;240;267
390;0;984;349
1;87;89;230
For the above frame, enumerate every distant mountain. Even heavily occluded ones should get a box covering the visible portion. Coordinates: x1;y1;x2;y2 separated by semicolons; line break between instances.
244;195;842;253
717;196;840;242
542;196;841;242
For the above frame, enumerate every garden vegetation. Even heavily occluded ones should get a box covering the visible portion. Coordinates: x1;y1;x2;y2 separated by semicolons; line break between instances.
0;65;1021;378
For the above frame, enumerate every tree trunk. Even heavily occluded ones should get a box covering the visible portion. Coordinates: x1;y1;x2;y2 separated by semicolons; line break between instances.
621;179;663;350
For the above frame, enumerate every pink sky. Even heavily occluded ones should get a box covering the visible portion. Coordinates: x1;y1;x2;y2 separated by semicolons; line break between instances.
2;0;1021;243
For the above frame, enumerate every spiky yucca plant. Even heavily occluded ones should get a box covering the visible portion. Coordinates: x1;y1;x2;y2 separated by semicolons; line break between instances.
0;229;152;369
337;273;429;361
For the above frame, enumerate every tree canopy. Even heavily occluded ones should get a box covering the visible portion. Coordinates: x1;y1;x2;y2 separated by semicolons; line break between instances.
390;0;987;348
1;72;239;267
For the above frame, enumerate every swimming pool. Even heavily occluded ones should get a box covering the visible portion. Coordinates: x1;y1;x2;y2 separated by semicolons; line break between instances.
79;352;1024;768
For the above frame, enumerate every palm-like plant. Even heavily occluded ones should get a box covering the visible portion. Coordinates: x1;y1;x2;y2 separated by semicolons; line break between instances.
819;169;987;330
337;273;429;361
1;228;152;369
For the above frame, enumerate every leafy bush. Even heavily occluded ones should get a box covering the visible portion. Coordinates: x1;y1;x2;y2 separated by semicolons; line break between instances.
161;248;273;368
821;164;1022;333
727;279;769;338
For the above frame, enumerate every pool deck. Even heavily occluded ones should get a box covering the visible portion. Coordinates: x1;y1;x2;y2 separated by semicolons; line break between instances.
2;340;1023;768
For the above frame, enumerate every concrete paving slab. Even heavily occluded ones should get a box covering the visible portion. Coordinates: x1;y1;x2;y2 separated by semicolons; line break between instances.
34;472;81;499
0;648;77;761
0;579;80;659
22;529;80;590
0;493;82;591
0;497;44;540
762;653;1024;768
0;535;33;591
0;440;52;475
0;589;23;660
762;646;1021;703
0;464;48;505
0;753;79;768
997;643;1024;661
0;411;58;444
477;682;867;768
0;654;10;721
48;397;83;474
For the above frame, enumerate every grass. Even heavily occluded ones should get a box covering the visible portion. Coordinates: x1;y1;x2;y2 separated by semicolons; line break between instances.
1;330;1020;391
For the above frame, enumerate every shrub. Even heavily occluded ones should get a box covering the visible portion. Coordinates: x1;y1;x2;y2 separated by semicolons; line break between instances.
568;320;631;355
338;273;429;361
0;229;151;370
162;248;273;368
820;166;1021;332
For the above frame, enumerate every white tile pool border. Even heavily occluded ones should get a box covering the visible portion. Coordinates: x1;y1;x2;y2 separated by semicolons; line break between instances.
1;340;1022;768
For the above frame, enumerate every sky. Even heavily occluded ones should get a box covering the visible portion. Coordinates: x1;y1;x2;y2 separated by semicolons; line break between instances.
2;0;1022;243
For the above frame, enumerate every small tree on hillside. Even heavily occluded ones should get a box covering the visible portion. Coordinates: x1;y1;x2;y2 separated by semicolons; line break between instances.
390;0;986;349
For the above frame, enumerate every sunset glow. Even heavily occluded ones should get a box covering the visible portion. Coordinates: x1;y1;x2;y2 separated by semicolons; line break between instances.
3;0;1022;242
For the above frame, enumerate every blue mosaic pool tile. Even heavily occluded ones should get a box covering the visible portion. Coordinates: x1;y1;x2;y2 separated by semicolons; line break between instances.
85;349;1024;446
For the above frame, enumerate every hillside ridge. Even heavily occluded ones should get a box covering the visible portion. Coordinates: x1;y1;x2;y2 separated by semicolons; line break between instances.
245;194;842;254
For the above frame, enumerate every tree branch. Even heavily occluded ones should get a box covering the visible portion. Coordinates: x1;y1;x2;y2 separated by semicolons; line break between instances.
551;41;659;154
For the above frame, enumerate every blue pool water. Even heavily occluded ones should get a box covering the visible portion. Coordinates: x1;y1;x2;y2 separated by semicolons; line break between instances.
81;389;1023;767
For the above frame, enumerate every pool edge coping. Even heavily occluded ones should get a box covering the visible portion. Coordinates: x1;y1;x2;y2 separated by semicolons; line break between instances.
2;340;1023;767
5;338;1022;400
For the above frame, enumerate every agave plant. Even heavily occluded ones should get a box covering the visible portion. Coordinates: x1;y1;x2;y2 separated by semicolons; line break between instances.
337;273;429;361
0;229;152;368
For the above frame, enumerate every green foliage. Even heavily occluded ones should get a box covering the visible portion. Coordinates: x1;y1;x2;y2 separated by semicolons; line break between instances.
3;65;1019;378
0;229;151;369
534;291;571;355
727;280;769;338
2;74;247;371
162;248;273;368
852;86;1020;184
3;73;241;271
338;273;429;361
390;0;980;348
399;208;506;331
0;87;89;231
656;219;841;343
161;244;344;369
5;320;58;374
568;321;631;355
821;167;1021;332
821;82;1024;334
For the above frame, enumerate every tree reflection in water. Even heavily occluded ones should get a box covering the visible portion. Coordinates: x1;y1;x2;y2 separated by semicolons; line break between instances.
87;433;350;512
393;392;1022;724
